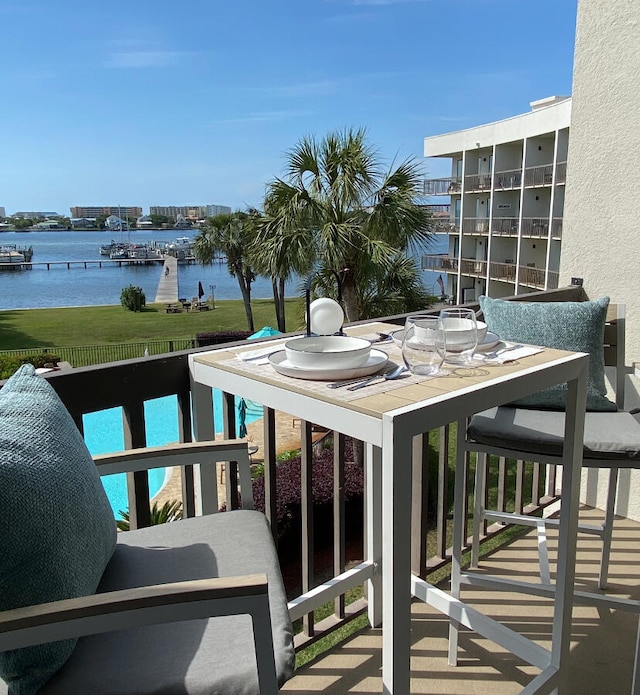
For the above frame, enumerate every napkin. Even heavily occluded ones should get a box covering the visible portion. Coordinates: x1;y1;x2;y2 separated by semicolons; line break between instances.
236;345;284;364
487;345;544;364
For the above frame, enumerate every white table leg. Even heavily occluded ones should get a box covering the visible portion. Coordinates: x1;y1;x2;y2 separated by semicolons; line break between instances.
448;419;468;665
382;415;413;694
550;365;587;693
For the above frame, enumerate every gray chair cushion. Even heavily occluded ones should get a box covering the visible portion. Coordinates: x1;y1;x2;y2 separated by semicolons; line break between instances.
28;510;295;695
468;407;640;462
478;295;617;411
0;365;117;695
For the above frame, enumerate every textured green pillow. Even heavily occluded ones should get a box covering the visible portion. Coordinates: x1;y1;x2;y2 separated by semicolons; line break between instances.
0;365;117;694
478;295;617;411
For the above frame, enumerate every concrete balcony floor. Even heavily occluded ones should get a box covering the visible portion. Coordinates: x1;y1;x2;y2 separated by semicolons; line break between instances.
284;508;640;694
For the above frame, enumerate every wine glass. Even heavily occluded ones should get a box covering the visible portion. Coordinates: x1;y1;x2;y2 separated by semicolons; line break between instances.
439;308;478;364
401;315;447;375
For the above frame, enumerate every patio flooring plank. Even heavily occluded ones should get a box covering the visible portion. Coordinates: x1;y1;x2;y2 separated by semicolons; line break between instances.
284;508;640;694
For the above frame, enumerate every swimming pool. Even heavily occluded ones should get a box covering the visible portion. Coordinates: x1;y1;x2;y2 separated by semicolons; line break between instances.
83;392;257;519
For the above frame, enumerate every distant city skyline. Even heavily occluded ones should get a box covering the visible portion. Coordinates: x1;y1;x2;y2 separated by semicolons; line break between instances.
2;205;232;220
2;0;577;213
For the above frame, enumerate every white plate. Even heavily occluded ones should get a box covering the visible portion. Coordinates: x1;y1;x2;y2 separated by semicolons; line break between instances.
391;328;501;352
268;349;389;381
475;332;501;352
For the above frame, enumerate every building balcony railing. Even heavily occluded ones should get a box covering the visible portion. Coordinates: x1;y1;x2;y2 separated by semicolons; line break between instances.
457;217;561;239
555;160;567;184
423;178;462;195
422;254;559;291
524;163;554;187
464;173;492;192
494;168;522;190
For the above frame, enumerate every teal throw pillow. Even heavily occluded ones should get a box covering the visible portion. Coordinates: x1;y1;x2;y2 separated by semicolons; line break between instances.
0;365;117;695
478;295;617;411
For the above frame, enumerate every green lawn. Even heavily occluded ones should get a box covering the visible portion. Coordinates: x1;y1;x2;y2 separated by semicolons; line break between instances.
0;298;306;350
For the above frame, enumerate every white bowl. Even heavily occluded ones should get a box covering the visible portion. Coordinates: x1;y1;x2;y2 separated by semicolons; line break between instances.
284;336;371;370
440;319;488;346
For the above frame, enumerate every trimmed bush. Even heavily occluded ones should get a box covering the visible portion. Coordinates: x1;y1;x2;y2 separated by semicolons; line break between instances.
0;354;60;380
120;285;146;312
196;331;252;347
251;438;364;538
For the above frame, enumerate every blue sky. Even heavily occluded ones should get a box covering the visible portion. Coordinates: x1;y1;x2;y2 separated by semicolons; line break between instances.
1;0;578;216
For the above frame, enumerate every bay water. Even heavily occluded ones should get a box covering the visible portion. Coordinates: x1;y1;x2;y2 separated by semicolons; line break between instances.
0;230;446;310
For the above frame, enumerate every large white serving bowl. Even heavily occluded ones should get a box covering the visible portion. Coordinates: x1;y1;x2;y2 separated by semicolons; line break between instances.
284;336;371;370
440;318;488;346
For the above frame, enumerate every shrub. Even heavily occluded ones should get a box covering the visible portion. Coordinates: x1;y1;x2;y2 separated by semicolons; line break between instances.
251;438;364;537
120;285;146;312
0;354;61;380
195;331;252;347
116;499;183;531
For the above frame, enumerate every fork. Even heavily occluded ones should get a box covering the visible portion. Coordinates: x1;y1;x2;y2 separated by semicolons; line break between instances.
483;343;523;360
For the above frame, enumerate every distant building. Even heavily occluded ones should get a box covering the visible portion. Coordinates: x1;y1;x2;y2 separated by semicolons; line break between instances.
136;215;153;228
70;206;142;219
70;218;97;229
149;204;231;221
105;215;129;231
422;96;570;303
13;211;58;219
205;204;231;218
0;207;5;218
32;219;65;230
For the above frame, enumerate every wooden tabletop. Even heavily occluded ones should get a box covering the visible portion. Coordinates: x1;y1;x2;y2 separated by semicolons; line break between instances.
192;321;575;422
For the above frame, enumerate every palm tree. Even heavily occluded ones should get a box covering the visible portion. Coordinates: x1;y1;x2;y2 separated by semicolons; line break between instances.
193;211;258;331
258;128;435;323
251;215;315;332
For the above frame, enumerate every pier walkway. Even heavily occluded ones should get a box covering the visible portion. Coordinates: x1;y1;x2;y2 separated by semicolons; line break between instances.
154;255;179;304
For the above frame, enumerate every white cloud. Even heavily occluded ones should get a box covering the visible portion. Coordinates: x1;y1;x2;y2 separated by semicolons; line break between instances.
105;51;190;68
209;110;310;125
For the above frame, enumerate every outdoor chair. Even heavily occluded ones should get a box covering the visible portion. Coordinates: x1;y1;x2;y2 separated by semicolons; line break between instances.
461;299;640;591
447;298;640;689
0;365;295;695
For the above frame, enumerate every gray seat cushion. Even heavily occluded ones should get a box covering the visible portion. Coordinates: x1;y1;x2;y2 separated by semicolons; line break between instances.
9;510;295;695
468;407;640;462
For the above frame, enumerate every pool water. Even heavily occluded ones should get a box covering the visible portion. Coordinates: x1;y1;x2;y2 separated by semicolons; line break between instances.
83;392;256;519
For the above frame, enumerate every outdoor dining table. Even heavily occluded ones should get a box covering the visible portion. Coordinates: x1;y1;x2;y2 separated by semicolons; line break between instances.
188;321;589;694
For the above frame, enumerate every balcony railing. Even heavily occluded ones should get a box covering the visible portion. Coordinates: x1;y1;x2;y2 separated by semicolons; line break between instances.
422;255;559;291
524;163;554;187
456;217;559;239
464;173;492;192
494;169;522;189
423;178;462;195
33;290;583;650
461;218;490;235
555;160;567;183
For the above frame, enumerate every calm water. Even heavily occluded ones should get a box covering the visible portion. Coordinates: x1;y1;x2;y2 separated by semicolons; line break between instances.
0;230;446;309
0;230;295;309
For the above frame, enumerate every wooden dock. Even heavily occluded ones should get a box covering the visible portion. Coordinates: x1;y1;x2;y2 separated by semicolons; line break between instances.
0;257;203;271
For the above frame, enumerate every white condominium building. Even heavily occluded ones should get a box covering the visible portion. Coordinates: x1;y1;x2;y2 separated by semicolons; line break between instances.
423;96;571;303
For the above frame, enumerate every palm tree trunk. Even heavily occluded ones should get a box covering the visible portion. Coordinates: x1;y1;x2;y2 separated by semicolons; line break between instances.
237;273;255;332
341;273;360;323
271;277;286;332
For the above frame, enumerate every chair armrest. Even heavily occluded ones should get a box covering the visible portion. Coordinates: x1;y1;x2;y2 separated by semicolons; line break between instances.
0;574;268;652
93;439;249;476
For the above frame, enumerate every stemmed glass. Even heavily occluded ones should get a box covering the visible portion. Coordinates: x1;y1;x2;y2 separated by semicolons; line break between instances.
439;308;478;364
401;315;447;376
